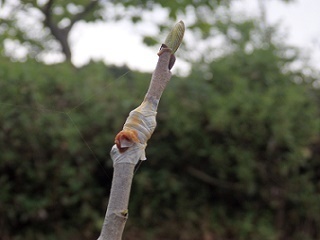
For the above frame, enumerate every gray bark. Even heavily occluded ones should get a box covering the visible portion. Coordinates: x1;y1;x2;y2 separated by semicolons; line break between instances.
98;48;174;240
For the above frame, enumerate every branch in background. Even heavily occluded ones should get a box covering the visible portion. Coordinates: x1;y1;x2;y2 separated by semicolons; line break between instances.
41;0;71;60
68;0;99;31
41;0;55;31
98;21;185;240
40;0;99;61
41;0;54;16
186;166;244;191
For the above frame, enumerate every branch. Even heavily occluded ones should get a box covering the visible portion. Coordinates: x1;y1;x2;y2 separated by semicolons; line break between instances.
67;0;99;32
186;166;244;191
98;21;185;240
41;0;54;16
40;0;98;60
41;0;62;46
41;0;98;33
41;0;54;29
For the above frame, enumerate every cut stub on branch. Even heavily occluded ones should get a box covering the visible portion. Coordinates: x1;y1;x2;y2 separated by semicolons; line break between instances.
115;130;139;153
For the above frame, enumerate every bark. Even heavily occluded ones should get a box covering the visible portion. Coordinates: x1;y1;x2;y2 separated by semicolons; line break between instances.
98;21;184;239
97;48;174;240
97;163;135;240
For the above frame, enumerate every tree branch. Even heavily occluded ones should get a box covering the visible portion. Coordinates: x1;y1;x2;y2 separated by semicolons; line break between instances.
186;166;244;191
67;0;99;31
41;0;54;16
98;21;185;240
98;163;134;240
98;47;173;240
40;0;98;60
41;0;72;60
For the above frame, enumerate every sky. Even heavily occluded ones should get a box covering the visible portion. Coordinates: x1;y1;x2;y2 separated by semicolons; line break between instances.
69;6;174;72
236;0;320;72
67;0;320;75
1;0;319;74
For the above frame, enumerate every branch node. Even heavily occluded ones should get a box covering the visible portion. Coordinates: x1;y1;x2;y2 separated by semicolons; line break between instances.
120;209;128;217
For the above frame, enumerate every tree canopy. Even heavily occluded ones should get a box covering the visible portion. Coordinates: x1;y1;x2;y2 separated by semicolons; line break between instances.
0;0;229;61
1;0;294;63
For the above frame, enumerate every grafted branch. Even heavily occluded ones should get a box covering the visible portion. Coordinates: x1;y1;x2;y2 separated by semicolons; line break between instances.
98;21;185;240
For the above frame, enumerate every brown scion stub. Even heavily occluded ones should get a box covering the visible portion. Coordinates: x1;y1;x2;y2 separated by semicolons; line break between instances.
115;130;139;153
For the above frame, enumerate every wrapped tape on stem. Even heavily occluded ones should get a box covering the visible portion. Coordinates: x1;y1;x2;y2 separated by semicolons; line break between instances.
111;100;157;165
110;143;146;165
123;101;157;143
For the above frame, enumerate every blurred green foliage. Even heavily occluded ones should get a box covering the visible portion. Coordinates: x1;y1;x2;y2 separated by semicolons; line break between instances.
0;59;147;239
1;8;320;239
1;40;319;239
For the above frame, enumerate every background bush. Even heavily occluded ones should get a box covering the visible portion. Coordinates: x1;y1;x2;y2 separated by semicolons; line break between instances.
0;41;319;240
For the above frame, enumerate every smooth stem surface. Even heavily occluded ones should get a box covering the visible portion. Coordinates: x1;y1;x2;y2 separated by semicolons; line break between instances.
98;163;135;240
145;48;172;108
98;46;175;240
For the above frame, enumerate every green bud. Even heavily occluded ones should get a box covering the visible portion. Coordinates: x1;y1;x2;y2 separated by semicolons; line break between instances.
164;20;185;54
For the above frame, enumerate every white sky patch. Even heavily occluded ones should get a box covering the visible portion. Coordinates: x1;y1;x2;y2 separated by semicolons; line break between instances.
233;0;320;71
266;0;320;70
1;0;319;74
70;19;189;75
71;20;158;71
